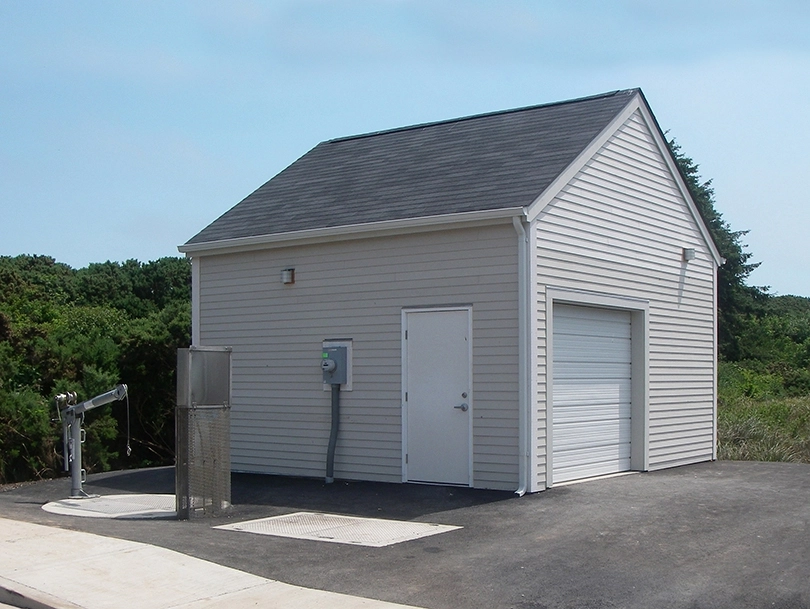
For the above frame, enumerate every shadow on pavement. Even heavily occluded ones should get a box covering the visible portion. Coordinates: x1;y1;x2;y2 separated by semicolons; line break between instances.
230;472;514;520
83;466;514;521
84;467;175;494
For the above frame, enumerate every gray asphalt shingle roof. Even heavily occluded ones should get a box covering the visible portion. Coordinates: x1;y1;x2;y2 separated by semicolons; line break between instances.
186;89;639;246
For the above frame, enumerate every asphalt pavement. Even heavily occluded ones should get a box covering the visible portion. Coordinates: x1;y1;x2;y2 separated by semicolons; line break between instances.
1;461;809;609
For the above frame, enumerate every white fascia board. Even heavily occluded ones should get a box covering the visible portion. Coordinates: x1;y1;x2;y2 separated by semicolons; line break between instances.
178;206;525;257
525;95;642;224
633;100;724;267
525;91;723;267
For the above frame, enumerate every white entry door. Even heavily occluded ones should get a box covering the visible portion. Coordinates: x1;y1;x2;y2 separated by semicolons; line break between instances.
552;304;633;484
403;308;472;486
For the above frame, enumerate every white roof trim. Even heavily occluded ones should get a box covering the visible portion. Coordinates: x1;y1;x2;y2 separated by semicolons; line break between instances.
525;91;723;266
178;206;525;256
634;101;724;266
525;95;642;223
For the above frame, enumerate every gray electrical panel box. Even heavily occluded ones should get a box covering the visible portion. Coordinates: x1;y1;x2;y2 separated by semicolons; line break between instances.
321;346;348;385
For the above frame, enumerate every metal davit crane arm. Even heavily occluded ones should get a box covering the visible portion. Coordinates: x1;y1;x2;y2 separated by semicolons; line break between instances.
56;384;128;499
68;384;128;415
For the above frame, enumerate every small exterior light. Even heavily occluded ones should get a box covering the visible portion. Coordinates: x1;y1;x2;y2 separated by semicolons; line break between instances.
281;268;295;284
682;248;696;262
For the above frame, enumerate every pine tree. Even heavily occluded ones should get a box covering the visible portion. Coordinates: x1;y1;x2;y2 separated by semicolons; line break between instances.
668;139;768;360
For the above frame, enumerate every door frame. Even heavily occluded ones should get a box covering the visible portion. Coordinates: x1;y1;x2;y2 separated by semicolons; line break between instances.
545;288;649;488
401;306;473;486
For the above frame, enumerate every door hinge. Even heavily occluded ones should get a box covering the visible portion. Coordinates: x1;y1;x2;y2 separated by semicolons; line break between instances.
405;454;408;464
405;392;408;401
405;330;408;339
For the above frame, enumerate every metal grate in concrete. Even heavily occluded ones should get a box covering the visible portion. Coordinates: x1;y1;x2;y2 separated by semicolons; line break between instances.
214;512;461;547
42;494;176;519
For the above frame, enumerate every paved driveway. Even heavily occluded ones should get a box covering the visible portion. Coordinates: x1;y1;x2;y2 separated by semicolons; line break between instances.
2;461;809;609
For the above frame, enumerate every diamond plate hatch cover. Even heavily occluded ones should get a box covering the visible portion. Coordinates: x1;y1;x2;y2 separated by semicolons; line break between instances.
214;512;461;547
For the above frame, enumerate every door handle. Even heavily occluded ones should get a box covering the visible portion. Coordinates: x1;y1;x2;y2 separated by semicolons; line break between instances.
454;403;469;412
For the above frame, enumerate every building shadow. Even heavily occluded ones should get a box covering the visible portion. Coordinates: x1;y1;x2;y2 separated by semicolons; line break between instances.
84;466;515;521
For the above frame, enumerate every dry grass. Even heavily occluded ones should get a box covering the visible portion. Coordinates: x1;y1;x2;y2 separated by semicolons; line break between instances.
718;395;810;462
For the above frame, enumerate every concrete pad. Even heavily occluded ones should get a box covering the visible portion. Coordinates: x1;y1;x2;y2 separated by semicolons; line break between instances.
0;518;423;609
41;494;176;519
0;578;84;609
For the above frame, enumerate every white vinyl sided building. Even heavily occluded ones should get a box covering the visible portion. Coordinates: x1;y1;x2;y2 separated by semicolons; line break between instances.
180;89;723;493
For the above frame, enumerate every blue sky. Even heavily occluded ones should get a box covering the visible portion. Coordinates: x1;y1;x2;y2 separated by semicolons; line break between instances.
2;1;808;296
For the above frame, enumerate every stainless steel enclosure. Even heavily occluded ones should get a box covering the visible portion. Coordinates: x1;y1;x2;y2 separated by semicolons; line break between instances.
176;346;232;519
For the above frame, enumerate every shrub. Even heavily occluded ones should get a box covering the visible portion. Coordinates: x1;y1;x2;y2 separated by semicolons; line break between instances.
0;388;57;483
0;255;190;484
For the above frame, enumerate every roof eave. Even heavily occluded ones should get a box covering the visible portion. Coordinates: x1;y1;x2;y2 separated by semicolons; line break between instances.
178;206;527;257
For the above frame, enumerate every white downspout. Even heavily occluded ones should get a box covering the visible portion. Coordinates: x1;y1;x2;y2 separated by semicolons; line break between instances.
712;260;719;461
190;256;200;347
513;215;531;496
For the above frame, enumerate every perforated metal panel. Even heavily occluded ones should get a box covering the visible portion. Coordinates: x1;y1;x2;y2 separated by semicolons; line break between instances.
176;347;232;519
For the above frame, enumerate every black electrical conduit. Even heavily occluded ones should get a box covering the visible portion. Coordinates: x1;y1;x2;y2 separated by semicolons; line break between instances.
325;383;340;483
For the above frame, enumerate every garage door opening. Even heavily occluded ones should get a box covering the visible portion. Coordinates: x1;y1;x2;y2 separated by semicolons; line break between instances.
549;301;647;486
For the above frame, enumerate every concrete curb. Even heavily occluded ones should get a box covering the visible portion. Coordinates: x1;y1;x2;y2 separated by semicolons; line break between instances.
0;518;422;609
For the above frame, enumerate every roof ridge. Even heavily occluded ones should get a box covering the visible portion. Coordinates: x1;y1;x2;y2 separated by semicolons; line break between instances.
326;88;639;144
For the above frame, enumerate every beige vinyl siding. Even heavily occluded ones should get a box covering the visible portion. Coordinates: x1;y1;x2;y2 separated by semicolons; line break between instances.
197;223;520;490
533;110;716;488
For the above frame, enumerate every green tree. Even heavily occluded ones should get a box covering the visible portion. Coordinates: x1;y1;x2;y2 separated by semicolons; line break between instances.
116;300;191;466
0;254;191;483
668;139;768;360
0;387;57;482
133;257;192;309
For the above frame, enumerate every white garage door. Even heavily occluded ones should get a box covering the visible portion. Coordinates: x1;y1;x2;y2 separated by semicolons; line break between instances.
552;304;632;484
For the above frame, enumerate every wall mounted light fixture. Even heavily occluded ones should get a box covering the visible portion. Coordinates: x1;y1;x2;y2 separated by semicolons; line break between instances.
281;268;295;284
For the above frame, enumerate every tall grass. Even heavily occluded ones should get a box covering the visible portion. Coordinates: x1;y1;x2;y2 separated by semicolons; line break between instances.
718;362;810;462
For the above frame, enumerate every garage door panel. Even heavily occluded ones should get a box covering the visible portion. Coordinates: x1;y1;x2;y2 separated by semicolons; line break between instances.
554;310;631;333
553;419;632;446
553;403;630;423
554;454;631;481
554;364;632;380
553;303;633;484
554;443;632;466
554;380;632;402
555;338;632;361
